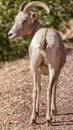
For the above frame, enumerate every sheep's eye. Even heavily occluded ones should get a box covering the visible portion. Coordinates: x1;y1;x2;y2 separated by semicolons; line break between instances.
22;19;27;25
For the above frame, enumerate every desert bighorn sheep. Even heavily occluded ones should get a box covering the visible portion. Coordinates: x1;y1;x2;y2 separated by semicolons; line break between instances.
8;1;66;126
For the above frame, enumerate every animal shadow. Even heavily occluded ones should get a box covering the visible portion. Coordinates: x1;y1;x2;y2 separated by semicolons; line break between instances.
52;112;73;126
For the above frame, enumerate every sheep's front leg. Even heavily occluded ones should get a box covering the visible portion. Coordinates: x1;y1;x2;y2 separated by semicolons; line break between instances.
46;65;56;126
30;71;38;125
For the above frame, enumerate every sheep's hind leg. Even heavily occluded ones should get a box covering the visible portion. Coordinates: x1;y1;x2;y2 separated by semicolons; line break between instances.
36;72;41;115
46;64;56;126
30;70;38;125
51;76;58;116
51;70;60;116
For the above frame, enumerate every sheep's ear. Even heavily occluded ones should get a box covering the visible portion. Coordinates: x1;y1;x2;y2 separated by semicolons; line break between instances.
30;8;37;20
30;12;37;20
19;2;28;11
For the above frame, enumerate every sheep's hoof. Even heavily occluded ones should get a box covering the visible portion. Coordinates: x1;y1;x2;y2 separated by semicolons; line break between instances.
46;117;52;127
30;118;36;125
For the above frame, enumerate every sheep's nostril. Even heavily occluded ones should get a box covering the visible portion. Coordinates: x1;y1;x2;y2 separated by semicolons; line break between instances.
8;32;13;37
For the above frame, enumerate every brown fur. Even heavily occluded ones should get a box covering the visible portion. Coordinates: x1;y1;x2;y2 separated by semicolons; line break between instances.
8;1;66;126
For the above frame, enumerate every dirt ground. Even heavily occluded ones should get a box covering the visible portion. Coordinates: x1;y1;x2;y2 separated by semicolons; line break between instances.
0;44;73;130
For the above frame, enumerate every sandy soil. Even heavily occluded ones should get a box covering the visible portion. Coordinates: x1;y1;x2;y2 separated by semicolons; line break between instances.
0;45;73;130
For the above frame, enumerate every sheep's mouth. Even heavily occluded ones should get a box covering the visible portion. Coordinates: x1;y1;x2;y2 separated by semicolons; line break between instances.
8;30;24;40
8;31;18;39
9;33;24;40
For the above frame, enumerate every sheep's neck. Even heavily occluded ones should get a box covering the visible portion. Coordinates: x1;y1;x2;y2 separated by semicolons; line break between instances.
30;19;43;38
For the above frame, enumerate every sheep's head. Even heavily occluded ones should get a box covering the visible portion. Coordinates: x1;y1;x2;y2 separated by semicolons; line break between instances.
8;1;50;39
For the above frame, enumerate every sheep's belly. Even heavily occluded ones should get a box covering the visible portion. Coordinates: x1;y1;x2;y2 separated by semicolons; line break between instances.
39;64;49;75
